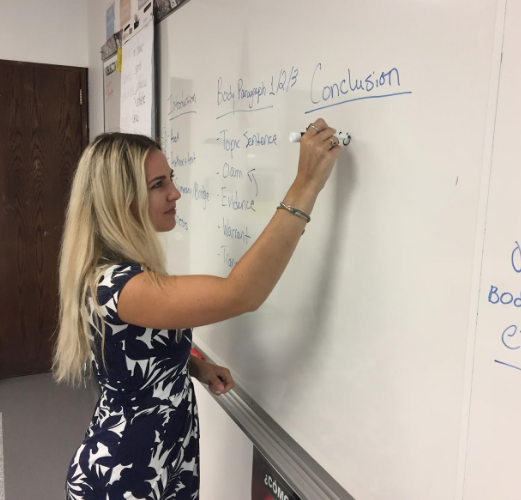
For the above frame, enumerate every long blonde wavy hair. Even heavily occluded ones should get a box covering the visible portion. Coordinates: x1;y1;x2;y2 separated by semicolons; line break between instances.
53;133;166;387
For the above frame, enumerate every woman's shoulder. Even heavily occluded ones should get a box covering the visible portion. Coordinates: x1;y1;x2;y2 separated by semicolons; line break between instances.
97;262;144;304
100;261;143;278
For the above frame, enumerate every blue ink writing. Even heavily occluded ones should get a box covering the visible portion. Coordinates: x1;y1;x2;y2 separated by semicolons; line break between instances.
238;79;266;108
193;183;209;209
488;285;521;307
512;241;521;273
177;184;192;196
219;130;240;158
215;68;298;119
171;153;196;167
311;62;401;105
306;62;411;113
223;219;251;245
501;325;521;350
217;77;235;106
221;188;256;211
175;214;188;230
167;92;197;115
223;163;243;179
220;246;237;269
243;131;277;148
248;169;258;196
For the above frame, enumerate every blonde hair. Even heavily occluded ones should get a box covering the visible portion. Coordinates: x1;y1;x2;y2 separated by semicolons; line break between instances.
53;133;166;387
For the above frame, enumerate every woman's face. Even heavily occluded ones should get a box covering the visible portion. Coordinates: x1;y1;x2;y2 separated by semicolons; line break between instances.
144;149;181;232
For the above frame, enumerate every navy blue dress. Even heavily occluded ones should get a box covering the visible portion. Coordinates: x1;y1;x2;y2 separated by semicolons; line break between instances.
66;263;200;500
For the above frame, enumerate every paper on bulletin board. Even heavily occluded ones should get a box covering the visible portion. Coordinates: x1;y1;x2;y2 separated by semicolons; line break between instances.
120;0;131;29
104;53;121;133
106;2;115;40
120;19;154;136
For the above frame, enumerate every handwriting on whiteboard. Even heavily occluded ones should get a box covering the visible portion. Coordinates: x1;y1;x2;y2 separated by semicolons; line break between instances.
487;286;521;307
306;62;412;114
216;67;298;119
168;92;197;121
171;153;197;168
175;213;188;231
162;61;414;273
489;241;521;372
222;219;251;244
218;130;277;159
219;246;238;269
163;60;419;273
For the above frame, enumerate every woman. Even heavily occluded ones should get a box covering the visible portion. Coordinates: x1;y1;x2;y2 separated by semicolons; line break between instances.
53;118;341;499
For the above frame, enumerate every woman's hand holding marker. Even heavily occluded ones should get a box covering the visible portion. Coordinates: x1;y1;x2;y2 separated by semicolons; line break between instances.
289;131;351;144
294;118;343;195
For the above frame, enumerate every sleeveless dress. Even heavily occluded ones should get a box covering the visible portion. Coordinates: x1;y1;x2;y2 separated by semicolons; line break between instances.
65;263;200;500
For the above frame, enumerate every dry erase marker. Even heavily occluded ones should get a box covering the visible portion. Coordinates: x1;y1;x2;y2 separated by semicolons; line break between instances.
289;132;351;144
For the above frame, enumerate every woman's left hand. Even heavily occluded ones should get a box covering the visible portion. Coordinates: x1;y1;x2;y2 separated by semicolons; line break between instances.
191;358;235;395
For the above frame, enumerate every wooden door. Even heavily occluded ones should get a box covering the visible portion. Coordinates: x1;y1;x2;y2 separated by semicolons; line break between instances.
0;60;88;379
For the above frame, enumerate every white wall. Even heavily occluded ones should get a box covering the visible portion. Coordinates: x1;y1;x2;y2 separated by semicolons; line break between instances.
0;0;88;67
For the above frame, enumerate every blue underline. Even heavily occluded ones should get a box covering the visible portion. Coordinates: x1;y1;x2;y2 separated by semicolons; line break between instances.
304;91;413;114
216;105;274;120
169;111;197;121
495;359;521;372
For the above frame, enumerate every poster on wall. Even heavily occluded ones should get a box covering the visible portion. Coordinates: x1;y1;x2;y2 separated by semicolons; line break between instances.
106;2;115;40
154;0;190;22
103;53;121;133
120;0;131;29
119;18;154;137
251;447;302;500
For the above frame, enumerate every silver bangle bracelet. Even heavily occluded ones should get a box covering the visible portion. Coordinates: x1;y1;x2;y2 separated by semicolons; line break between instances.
277;202;311;223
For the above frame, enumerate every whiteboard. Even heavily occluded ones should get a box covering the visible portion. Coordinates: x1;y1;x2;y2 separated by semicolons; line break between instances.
463;1;521;499
157;1;505;499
